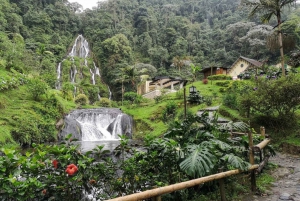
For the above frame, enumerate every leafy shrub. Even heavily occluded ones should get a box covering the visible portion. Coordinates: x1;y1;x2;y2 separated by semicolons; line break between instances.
61;82;74;101
222;93;237;109
237;75;300;128
219;87;226;93
11;112;41;146
202;79;208;84
86;86;100;104
95;97;111;107
207;75;232;80
124;92;143;104
0;71;27;91
187;91;204;105
74;94;89;105
215;81;230;87
43;94;65;118
162;101;177;123
27;78;49;100
204;96;213;106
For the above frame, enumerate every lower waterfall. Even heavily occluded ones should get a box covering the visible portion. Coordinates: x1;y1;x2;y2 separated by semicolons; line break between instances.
58;108;133;141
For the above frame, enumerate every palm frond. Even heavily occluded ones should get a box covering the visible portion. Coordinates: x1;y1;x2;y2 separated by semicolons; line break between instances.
261;12;275;23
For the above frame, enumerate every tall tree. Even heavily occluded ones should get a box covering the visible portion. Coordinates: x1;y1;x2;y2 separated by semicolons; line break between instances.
241;0;297;76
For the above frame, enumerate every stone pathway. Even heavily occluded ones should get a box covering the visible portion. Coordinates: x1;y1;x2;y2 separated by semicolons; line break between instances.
243;152;300;201
197;106;230;123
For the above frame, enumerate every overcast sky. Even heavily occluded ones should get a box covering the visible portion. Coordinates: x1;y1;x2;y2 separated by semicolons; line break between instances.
68;0;105;9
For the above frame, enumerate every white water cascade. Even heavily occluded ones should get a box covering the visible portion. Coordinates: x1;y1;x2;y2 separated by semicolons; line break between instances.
55;61;63;89
68;35;90;83
94;62;101;77
108;86;112;100
59;108;133;141
90;68;96;85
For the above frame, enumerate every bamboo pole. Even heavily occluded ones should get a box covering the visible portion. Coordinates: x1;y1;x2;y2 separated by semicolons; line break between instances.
254;139;271;150
257;155;270;173
219;168;226;201
248;131;256;191
248;131;255;165
231;132;261;137
106;165;259;201
184;87;186;118
260;127;265;138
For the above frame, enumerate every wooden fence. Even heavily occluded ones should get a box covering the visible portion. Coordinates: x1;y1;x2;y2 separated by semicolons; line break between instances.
106;127;271;201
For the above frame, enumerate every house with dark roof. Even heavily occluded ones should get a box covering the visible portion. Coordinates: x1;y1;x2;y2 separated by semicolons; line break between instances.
138;76;187;99
200;66;229;79
228;56;263;79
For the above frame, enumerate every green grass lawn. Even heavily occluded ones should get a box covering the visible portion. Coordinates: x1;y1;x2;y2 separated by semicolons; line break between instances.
121;80;232;139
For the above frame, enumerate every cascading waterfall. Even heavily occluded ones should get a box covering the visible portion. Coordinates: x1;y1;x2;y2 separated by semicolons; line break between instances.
70;66;77;83
55;62;62;89
59;108;133;141
108;86;112;100
93;62;101;100
94;62;101;77
90;69;95;85
68;35;90;83
69;34;89;58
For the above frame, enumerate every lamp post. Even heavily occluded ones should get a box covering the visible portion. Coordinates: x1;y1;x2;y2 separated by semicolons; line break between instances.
189;86;197;94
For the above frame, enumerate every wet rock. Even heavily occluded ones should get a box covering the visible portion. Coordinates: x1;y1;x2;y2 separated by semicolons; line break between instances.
272;168;290;178
279;192;292;200
294;167;300;173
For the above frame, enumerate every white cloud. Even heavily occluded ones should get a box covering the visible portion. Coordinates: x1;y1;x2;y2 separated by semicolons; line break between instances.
68;0;105;10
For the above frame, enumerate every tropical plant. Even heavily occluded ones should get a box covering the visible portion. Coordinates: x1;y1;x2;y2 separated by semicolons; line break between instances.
162;101;177;123
241;0;297;76
74;94;89;105
27;77;48;101
165;114;251;178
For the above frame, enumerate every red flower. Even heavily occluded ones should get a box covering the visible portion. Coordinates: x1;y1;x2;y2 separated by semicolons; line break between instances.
52;160;58;169
42;189;47;195
65;164;78;176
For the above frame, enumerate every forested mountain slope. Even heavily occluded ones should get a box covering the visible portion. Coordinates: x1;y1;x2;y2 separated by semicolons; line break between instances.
80;0;300;98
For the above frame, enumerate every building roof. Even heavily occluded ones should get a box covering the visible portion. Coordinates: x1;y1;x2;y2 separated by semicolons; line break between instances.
231;56;263;68
150;76;188;86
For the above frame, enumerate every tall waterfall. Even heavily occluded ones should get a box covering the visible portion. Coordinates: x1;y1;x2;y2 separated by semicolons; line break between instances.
59;108;133;141
55;61;63;89
69;34;89;58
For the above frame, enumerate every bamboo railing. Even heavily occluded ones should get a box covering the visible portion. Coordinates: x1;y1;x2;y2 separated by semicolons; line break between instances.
106;127;271;201
106;165;259;201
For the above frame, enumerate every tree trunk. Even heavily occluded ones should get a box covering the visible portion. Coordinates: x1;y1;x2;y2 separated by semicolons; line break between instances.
277;15;285;77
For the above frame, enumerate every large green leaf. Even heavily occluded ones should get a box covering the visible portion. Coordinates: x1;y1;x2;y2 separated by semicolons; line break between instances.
211;139;231;151
220;154;250;171
180;145;216;178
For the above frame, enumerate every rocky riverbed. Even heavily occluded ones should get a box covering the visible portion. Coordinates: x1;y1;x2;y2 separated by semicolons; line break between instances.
242;152;300;201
